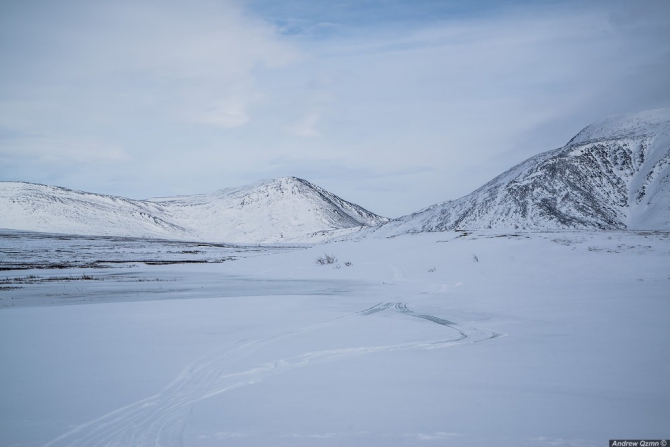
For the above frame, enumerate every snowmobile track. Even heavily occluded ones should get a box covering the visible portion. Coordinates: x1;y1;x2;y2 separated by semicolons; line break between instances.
44;302;503;447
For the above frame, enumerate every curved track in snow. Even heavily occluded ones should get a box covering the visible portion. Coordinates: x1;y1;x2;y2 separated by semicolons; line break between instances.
44;302;502;447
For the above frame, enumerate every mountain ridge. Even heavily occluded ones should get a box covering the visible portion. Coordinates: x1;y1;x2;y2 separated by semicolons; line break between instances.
2;109;669;242
0;177;388;243
369;108;670;237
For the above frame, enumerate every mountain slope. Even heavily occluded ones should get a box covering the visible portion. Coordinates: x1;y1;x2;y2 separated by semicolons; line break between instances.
150;177;388;242
0;182;193;239
0;177;388;243
374;108;670;235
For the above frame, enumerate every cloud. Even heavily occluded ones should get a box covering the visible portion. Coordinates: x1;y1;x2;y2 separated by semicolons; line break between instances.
195;108;251;129
274;2;670;171
284;110;323;137
188;93;261;129
0;136;129;164
0;0;298;132
1;0;669;216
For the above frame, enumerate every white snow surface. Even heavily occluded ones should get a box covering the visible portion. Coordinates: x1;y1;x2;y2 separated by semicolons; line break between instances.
0;177;388;243
1;229;669;446
371;108;670;236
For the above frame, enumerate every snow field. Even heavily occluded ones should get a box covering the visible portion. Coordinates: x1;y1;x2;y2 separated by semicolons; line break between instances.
1;230;669;446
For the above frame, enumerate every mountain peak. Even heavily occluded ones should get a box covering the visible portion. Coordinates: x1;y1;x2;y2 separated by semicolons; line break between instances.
0;178;387;243
568;108;670;147
372;109;670;235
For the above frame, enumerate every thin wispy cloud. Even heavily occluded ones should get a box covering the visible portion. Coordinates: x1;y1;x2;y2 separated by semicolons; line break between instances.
1;0;668;216
1;137;128;163
284;111;323;137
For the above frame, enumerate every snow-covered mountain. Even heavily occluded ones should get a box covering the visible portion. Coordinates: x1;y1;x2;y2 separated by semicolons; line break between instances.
0;177;388;243
149;177;388;242
0;182;193;240
3;110;668;242
371;108;670;236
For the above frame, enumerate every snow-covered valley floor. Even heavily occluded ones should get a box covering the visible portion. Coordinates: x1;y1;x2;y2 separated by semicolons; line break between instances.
1;230;669;446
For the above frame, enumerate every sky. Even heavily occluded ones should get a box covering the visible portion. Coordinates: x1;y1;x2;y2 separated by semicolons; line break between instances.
1;0;669;218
